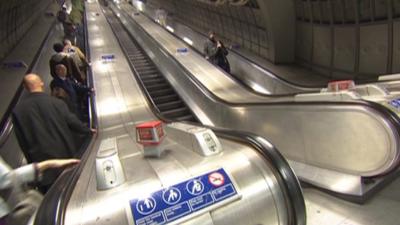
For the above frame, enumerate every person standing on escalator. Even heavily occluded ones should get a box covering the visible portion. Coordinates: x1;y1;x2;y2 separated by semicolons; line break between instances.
12;74;96;192
203;31;230;73
215;40;230;73
203;31;218;65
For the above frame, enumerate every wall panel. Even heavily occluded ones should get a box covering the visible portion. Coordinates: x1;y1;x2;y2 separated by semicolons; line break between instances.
393;22;400;73
374;0;387;20
359;24;388;74
296;22;313;61
312;26;331;67
333;27;356;72
395;0;400;17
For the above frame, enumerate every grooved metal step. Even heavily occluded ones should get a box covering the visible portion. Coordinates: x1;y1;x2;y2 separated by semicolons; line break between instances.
153;94;180;104
161;107;191;118
157;100;184;111
146;83;170;91
141;76;163;82
105;9;197;122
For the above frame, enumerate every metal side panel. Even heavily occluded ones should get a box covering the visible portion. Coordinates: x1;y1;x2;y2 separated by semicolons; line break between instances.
65;134;290;225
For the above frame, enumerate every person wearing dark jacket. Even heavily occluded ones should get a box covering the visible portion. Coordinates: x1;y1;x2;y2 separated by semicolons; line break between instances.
215;40;230;73
203;31;218;64
13;73;93;161
12;74;95;191
50;64;93;119
49;43;84;83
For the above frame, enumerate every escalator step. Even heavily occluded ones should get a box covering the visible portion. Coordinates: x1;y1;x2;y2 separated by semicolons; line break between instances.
175;115;196;122
153;94;180;104
149;88;175;97
141;75;163;81
157;100;184;111
146;83;170;91
128;55;149;61
161;107;191;118
134;62;151;67
139;69;159;75
135;65;155;71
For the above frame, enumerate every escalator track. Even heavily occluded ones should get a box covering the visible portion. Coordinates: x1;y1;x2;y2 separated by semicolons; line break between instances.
104;10;197;122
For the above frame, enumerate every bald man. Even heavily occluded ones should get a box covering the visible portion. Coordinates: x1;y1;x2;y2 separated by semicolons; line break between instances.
12;74;93;192
13;74;92;163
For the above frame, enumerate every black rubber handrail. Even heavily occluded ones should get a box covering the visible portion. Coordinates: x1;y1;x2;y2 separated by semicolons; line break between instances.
0;19;56;148
33;136;96;225
212;128;306;225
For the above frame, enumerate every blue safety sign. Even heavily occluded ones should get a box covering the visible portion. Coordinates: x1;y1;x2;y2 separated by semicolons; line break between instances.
129;168;239;225
101;54;115;61
389;99;400;109
176;48;188;53
1;61;27;69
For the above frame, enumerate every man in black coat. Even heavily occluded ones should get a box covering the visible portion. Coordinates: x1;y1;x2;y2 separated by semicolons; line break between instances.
12;74;95;192
12;74;94;163
50;64;93;119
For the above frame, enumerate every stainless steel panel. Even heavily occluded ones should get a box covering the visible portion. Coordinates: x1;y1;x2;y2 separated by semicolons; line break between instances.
333;27;356;72
359;24;388;74
312;26;331;67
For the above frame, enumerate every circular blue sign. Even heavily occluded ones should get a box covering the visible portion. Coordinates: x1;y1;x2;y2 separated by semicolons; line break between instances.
162;187;181;205
136;197;156;215
186;179;204;196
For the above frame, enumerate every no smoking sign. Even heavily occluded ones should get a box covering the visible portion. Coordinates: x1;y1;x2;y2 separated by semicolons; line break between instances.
208;172;225;187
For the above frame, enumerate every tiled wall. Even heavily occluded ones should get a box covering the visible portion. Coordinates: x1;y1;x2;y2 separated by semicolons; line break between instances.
146;0;271;60
295;0;400;80
0;0;51;61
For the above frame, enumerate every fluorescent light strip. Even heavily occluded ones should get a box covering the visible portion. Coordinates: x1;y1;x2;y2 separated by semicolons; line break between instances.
183;37;193;45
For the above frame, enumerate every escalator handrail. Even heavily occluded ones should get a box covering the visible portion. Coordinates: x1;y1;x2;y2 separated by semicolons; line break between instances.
213;127;306;225
0;19;56;148
33;135;96;225
84;7;98;129
117;5;400;175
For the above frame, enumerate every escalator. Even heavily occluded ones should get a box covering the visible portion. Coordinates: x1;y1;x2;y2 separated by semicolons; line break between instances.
109;3;400;201
106;14;197;122
34;2;306;225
